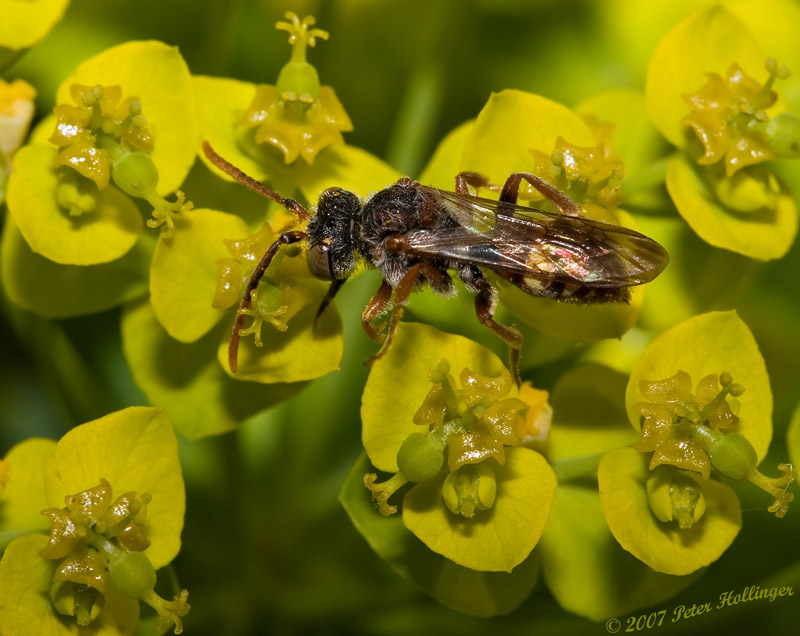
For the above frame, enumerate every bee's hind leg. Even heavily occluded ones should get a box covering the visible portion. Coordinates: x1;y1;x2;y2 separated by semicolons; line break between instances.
499;172;581;216
454;172;502;195
473;274;523;386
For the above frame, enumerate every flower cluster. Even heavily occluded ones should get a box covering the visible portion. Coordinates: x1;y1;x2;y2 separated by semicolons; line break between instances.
238;12;353;165
0;408;187;636
634;369;793;518
2;1;799;630
365;359;549;519
646;5;799;260
355;323;556;581
42;479;189;632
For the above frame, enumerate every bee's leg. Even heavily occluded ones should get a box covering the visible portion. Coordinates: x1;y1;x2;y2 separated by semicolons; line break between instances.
228;230;308;373
314;278;346;330
473;275;523;386
365;263;450;366
454;172;502;195
500;172;581;217
362;280;393;344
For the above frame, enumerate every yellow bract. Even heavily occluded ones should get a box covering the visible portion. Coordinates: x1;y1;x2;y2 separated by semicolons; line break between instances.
403;448;556;572
362;323;508;473
0;438;56;534
150;208;250;343
7;145;142;265
0;0;69;51
665;154;797;260
599;447;741;576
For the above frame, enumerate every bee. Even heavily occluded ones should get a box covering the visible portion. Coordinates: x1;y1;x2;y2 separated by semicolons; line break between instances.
202;142;668;383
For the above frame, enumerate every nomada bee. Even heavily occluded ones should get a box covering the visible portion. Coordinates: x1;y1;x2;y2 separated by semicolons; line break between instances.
203;142;668;383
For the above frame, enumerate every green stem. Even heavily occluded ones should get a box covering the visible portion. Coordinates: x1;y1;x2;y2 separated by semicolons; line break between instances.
385;62;442;177
384;0;456;176
553;452;604;481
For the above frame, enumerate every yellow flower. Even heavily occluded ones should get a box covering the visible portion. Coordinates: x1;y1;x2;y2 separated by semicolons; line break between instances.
238;12;353;164
529;135;626;213
49;84;153;189
681;59;788;177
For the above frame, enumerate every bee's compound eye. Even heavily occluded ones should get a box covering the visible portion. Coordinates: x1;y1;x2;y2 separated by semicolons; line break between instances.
307;242;335;280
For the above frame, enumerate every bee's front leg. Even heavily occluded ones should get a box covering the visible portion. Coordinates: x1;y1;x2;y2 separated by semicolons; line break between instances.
364;261;450;366
361;280;393;344
473;275;523;386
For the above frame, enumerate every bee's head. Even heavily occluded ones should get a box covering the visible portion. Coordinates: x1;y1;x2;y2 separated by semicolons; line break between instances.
306;187;361;280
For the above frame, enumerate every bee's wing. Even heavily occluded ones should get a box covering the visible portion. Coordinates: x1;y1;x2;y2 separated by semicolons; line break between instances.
404;188;669;287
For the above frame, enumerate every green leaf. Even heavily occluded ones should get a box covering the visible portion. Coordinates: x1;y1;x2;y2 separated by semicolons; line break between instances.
0;0;69;50
0;534;139;636
361;322;507;473
540;482;701;621
645;5;767;147
44;406;184;569
56;40;198;195
548;363;638;466
339;454;540;617
1;212;151;318
6;144;143;265
403;448;556;572
150;209;250;342
626;310;773;461
121;299;303;438
665;154;797;260
598;447;741;576
788;400;800;471
0;438;56;538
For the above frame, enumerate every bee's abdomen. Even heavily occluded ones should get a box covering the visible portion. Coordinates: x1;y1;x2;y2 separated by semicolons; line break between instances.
508;273;630;303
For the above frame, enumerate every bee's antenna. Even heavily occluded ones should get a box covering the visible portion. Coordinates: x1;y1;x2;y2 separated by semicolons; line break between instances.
202;141;311;220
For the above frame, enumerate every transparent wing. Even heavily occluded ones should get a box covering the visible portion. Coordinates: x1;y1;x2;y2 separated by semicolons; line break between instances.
403;188;669;287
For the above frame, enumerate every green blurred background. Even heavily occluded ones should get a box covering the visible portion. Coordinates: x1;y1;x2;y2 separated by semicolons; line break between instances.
1;0;799;634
